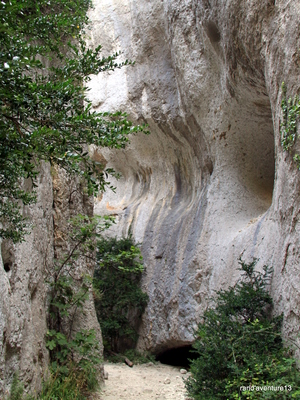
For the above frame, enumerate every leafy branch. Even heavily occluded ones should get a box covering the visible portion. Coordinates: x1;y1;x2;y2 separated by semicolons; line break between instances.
281;82;300;168
46;215;115;380
0;0;149;242
93;235;148;353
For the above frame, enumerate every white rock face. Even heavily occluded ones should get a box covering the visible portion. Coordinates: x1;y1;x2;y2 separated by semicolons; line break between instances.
89;0;300;354
1;0;299;394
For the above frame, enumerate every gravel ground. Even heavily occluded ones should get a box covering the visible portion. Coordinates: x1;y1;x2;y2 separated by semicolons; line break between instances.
96;362;193;400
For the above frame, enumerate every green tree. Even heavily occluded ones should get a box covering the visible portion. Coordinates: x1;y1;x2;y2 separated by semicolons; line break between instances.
1;1;148;397
186;259;300;399
93;235;148;352
0;0;147;242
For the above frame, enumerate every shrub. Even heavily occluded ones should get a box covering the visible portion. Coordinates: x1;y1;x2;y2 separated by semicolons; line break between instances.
44;216;114;399
6;374;24;400
6;365;97;400
93;235;148;352
186;259;300;399
31;364;97;400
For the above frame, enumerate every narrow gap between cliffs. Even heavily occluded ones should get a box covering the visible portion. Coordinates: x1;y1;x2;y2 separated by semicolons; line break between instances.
155;345;197;369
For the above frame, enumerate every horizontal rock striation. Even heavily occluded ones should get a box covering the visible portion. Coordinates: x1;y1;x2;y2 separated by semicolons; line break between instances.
89;0;300;354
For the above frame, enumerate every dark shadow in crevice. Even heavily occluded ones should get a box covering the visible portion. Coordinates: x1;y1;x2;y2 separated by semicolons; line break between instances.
156;345;197;369
1;240;14;273
4;263;11;272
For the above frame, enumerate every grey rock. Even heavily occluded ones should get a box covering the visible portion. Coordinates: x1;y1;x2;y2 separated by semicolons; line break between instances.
88;0;300;358
0;163;103;396
180;369;187;375
1;0;300;396
146;362;154;367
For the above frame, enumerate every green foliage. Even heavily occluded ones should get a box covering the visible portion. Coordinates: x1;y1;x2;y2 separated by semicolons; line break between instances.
186;259;300;399
93;235;148;352
44;365;98;400
7;374;24;400
6;367;97;400
6;371;86;400
24;364;97;400
46;329;100;372
43;215;116;398
5;218;115;399
0;0;148;242
281;83;300;169
1;0;149;397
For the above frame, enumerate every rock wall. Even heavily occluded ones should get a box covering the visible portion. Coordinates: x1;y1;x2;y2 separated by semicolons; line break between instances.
51;165;103;362
1;0;299;394
0;163;52;396
88;0;300;354
0;161;103;396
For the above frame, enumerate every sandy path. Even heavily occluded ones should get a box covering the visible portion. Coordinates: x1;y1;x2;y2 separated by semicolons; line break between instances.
96;362;192;400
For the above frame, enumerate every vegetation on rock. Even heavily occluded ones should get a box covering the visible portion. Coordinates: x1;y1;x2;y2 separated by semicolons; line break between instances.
281;83;300;169
45;215;116;398
1;0;148;398
186;259;300;399
7;368;98;400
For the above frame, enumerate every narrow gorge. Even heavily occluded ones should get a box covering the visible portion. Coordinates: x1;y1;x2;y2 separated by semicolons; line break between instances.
0;0;300;396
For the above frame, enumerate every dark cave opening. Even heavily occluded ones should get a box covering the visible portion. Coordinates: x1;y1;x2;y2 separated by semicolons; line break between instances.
1;240;14;273
156;345;197;368
3;263;10;272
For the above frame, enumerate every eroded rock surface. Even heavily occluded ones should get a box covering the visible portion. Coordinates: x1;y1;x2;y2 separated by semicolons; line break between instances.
0;0;299;395
0;162;103;396
0;163;53;395
88;0;300;354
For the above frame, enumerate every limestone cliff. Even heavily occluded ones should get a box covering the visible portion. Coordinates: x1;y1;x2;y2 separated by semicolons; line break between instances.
1;0;300;395
0;162;103;396
0;163;52;395
88;0;300;354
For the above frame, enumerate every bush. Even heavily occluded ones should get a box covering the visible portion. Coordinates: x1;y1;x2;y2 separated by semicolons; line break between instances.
7;365;98;400
186;259;300;399
93;235;148;352
32;364;98;400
